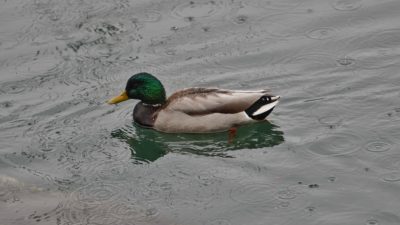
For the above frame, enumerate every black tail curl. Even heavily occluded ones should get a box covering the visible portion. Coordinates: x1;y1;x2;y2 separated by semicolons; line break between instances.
245;95;279;120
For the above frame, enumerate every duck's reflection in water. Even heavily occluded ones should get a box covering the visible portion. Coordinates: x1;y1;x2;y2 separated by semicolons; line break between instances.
111;121;284;162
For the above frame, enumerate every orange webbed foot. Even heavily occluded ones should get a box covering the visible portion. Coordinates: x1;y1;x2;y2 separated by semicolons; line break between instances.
228;127;238;144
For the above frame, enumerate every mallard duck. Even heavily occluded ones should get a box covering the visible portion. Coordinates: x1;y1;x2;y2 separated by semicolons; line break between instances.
108;73;280;133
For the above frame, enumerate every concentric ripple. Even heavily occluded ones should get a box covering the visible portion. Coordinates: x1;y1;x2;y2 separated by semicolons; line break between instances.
138;10;162;23
94;161;131;181
0;118;36;131
0;67;64;95
245;0;302;10
306;211;400;225
231;15;249;25
278;52;335;74
344;48;400;70
204;218;232;225
306;27;337;40
70;182;123;208
40;90;61;101
61;199;118;225
318;115;343;128
229;183;309;218
331;0;363;11
376;154;400;170
80;134;131;163
72;85;112;105
346;16;377;29
115;62;167;82
252;12;339;40
365;140;392;153
336;57;356;67
381;172;400;182
133;184;166;202
27;120;82;152
108;201;159;222
307;131;363;156
0;82;29;94
171;0;228;19
210;166;249;180
366;219;379;225
310;103;351;128
15;56;61;77
276;189;298;200
230;183;275;205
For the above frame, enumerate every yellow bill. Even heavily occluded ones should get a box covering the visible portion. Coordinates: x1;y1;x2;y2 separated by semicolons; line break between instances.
108;91;129;104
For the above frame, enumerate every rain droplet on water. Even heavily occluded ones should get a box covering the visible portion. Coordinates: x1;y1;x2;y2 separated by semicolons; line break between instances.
336;57;356;66
366;219;379;225
331;0;362;11
365;141;392;153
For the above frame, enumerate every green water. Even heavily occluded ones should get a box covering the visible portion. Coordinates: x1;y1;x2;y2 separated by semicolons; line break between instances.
112;122;284;162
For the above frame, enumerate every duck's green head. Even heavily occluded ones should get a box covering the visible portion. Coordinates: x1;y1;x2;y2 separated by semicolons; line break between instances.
108;73;166;105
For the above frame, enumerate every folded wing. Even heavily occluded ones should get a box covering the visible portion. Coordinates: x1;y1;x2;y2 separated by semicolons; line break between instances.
163;88;273;115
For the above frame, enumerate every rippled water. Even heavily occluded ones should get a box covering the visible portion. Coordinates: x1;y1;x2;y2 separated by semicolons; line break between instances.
1;0;400;224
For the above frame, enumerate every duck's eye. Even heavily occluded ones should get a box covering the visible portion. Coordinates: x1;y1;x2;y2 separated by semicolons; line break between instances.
131;82;140;88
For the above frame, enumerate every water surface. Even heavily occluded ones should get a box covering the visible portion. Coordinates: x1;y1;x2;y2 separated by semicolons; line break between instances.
1;0;400;224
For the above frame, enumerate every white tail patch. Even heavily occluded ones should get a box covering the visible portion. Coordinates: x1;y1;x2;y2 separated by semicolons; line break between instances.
252;100;279;116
